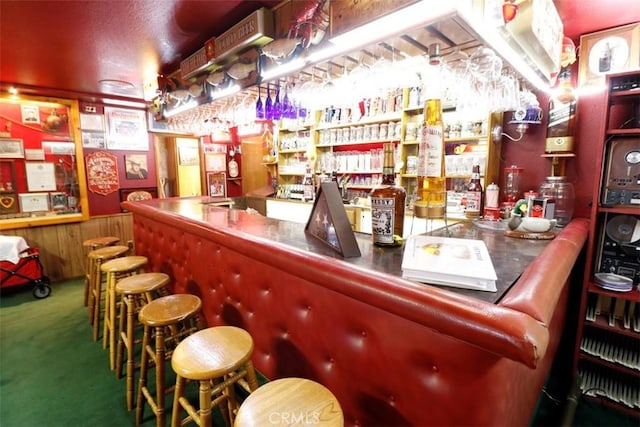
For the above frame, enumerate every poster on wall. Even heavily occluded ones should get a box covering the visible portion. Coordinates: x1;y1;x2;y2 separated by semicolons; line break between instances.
85;151;120;195
104;107;148;151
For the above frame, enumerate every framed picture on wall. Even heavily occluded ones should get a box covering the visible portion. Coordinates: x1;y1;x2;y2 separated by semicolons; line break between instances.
104;107;148;151
204;152;226;172
0;139;25;158
579;23;640;88
206;172;226;197
124;154;148;179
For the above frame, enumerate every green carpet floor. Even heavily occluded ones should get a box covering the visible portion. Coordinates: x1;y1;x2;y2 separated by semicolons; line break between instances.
1;278;638;426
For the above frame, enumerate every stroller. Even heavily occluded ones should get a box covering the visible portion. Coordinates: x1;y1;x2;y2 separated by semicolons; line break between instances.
0;238;51;299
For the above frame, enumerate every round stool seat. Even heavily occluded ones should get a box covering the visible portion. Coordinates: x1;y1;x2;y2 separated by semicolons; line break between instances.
83;236;120;249
89;245;130;260
116;272;170;295
171;326;254;381
101;255;148;273
139;293;202;327
234;378;344;427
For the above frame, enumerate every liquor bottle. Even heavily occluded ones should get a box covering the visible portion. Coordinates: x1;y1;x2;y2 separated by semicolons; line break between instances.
302;165;315;202
465;164;483;218
545;66;577;154
415;98;446;218
371;143;406;247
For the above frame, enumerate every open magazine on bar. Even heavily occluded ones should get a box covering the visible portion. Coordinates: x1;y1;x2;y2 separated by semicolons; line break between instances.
401;235;497;292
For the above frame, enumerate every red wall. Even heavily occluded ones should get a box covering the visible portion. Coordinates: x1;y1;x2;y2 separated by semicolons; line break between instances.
78;101;156;216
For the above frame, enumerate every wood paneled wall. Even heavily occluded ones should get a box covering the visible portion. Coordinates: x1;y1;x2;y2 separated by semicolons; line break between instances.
2;213;133;283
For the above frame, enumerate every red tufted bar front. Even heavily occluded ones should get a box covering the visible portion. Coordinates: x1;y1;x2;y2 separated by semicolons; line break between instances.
122;198;588;426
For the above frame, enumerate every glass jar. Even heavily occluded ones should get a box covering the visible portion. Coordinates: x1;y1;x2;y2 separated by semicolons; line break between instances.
539;176;575;227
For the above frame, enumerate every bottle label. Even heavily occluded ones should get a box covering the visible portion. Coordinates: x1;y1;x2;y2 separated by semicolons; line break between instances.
465;192;481;212
417;125;444;177
371;196;396;244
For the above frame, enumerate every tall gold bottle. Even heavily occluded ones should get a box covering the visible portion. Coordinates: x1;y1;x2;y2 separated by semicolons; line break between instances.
415;98;446;218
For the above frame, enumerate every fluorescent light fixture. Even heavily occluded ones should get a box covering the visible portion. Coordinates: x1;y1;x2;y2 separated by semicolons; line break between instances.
329;1;456;50
305;44;351;64
210;83;241;101
261;58;306;81
460;8;550;93
164;100;198;118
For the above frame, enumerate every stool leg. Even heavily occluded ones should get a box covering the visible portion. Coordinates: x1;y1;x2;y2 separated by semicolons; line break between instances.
102;272;112;350
92;260;104;342
116;293;128;379
86;256;96;314
244;360;259;392
108;275;119;371
199;379;213;427
171;375;186;427
136;325;151;425
154;326;166;427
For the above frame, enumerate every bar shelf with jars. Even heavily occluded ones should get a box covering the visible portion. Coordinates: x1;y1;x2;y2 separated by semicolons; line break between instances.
401;109;503;219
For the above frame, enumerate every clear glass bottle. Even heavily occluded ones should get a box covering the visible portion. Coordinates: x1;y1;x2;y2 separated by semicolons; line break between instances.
371;142;406;247
539;176;575;227
415;98;446;219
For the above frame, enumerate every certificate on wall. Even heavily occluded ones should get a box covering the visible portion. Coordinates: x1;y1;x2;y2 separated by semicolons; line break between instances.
18;193;49;212
25;162;56;191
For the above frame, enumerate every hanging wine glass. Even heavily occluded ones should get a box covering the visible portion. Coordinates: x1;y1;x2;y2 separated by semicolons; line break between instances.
273;83;282;121
265;83;274;120
282;82;294;119
255;86;265;120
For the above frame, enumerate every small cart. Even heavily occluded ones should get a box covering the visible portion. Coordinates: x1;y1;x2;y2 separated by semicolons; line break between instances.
0;239;51;299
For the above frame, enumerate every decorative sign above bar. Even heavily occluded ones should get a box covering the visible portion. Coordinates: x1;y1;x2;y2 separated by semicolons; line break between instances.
214;7;274;63
180;47;213;80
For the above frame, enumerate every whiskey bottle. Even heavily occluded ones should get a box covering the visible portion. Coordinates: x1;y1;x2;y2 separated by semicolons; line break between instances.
415;98;446;218
465;164;483;218
545;66;577;154
371;142;406;247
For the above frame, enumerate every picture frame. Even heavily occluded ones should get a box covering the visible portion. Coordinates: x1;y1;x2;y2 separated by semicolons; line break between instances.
0;138;25;158
205;152;226;172
578;23;640;88
18;192;49;213
21;105;40;124
305;182;361;258
104;107;148;151
206;172;226;197
178;146;199;166
50;192;68;210
124;154;148;180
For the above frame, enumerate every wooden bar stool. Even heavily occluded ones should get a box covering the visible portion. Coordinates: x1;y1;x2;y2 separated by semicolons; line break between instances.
234;378;344;427
136;294;202;427
87;245;130;341
101;255;148;370
82;236;119;306
170;326;259;427
115;272;171;411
